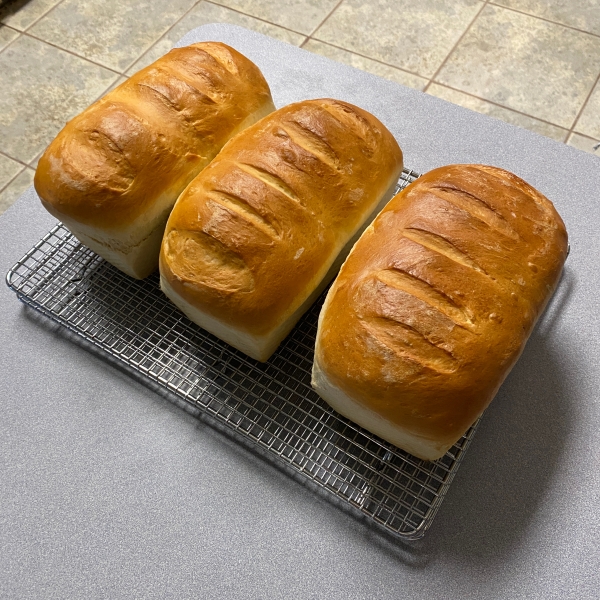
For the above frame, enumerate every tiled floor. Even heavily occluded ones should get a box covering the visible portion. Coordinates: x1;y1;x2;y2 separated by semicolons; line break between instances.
0;0;599;215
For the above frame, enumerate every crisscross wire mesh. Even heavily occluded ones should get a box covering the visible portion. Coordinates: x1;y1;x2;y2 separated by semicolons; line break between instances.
6;168;479;539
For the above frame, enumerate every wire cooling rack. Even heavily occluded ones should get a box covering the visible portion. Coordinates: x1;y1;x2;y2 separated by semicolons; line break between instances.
6;168;479;540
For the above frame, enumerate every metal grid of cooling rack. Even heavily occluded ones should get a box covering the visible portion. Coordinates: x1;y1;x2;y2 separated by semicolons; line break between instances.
6;168;479;540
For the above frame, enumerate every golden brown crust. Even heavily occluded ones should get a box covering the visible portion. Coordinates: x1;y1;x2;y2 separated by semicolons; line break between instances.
314;164;568;458
160;98;403;344
34;42;274;230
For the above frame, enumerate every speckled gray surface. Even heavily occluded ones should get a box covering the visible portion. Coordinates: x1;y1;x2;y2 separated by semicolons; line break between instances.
1;24;599;599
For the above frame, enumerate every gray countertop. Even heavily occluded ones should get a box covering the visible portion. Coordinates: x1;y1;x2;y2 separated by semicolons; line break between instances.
1;24;599;600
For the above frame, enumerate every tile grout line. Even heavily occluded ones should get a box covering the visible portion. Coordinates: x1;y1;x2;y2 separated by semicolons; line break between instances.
6;0;213;79
71;0;211;96
297;32;573;135
22;0;305;168
18;30;122;74
22;0;68;33
28;151;44;169
0;148;31;169
302;0;346;46
0;22;20;34
119;0;312;76
120;0;340;76
488;1;600;40
567;132;600;144
3;0;597;166
0;164;28;196
301;19;591;137
11;0;314;171
123;0;583;139
429;82;569;132
0;0;106;173
0;21;21;33
567;70;600;140
0;138;33;194
205;0;309;40
298;38;425;79
0;0;68;55
119;0;207;75
424;2;599;146
423;1;489;93
0;23;24;55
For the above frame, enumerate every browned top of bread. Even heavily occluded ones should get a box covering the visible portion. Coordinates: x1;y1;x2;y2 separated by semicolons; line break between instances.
34;42;273;229
160;98;403;337
315;164;568;446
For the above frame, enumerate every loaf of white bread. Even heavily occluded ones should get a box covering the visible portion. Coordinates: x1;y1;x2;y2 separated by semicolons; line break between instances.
312;165;568;460
159;98;404;361
34;42;275;279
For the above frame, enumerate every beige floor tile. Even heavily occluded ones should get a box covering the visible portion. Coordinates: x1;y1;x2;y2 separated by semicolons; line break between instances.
126;1;305;75
0;35;117;163
427;84;568;141
211;0;338;35
0;0;62;31
303;40;428;90
0;167;34;216
436;5;600;129
492;0;600;36
28;0;198;72
567;132;600;157
313;0;483;78
574;80;600;139
0;154;24;190
0;25;19;51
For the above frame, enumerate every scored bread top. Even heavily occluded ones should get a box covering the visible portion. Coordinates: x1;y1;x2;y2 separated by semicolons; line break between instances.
315;164;568;449
34;42;274;229
160;98;403;337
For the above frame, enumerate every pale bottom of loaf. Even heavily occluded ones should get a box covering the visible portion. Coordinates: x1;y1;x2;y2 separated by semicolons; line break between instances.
160;176;399;361
59;208;172;280
311;358;454;461
160;275;279;360
160;270;338;362
160;256;343;362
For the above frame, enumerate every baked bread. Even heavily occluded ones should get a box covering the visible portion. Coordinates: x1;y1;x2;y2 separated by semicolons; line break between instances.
160;98;403;361
312;164;568;460
34;42;275;279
